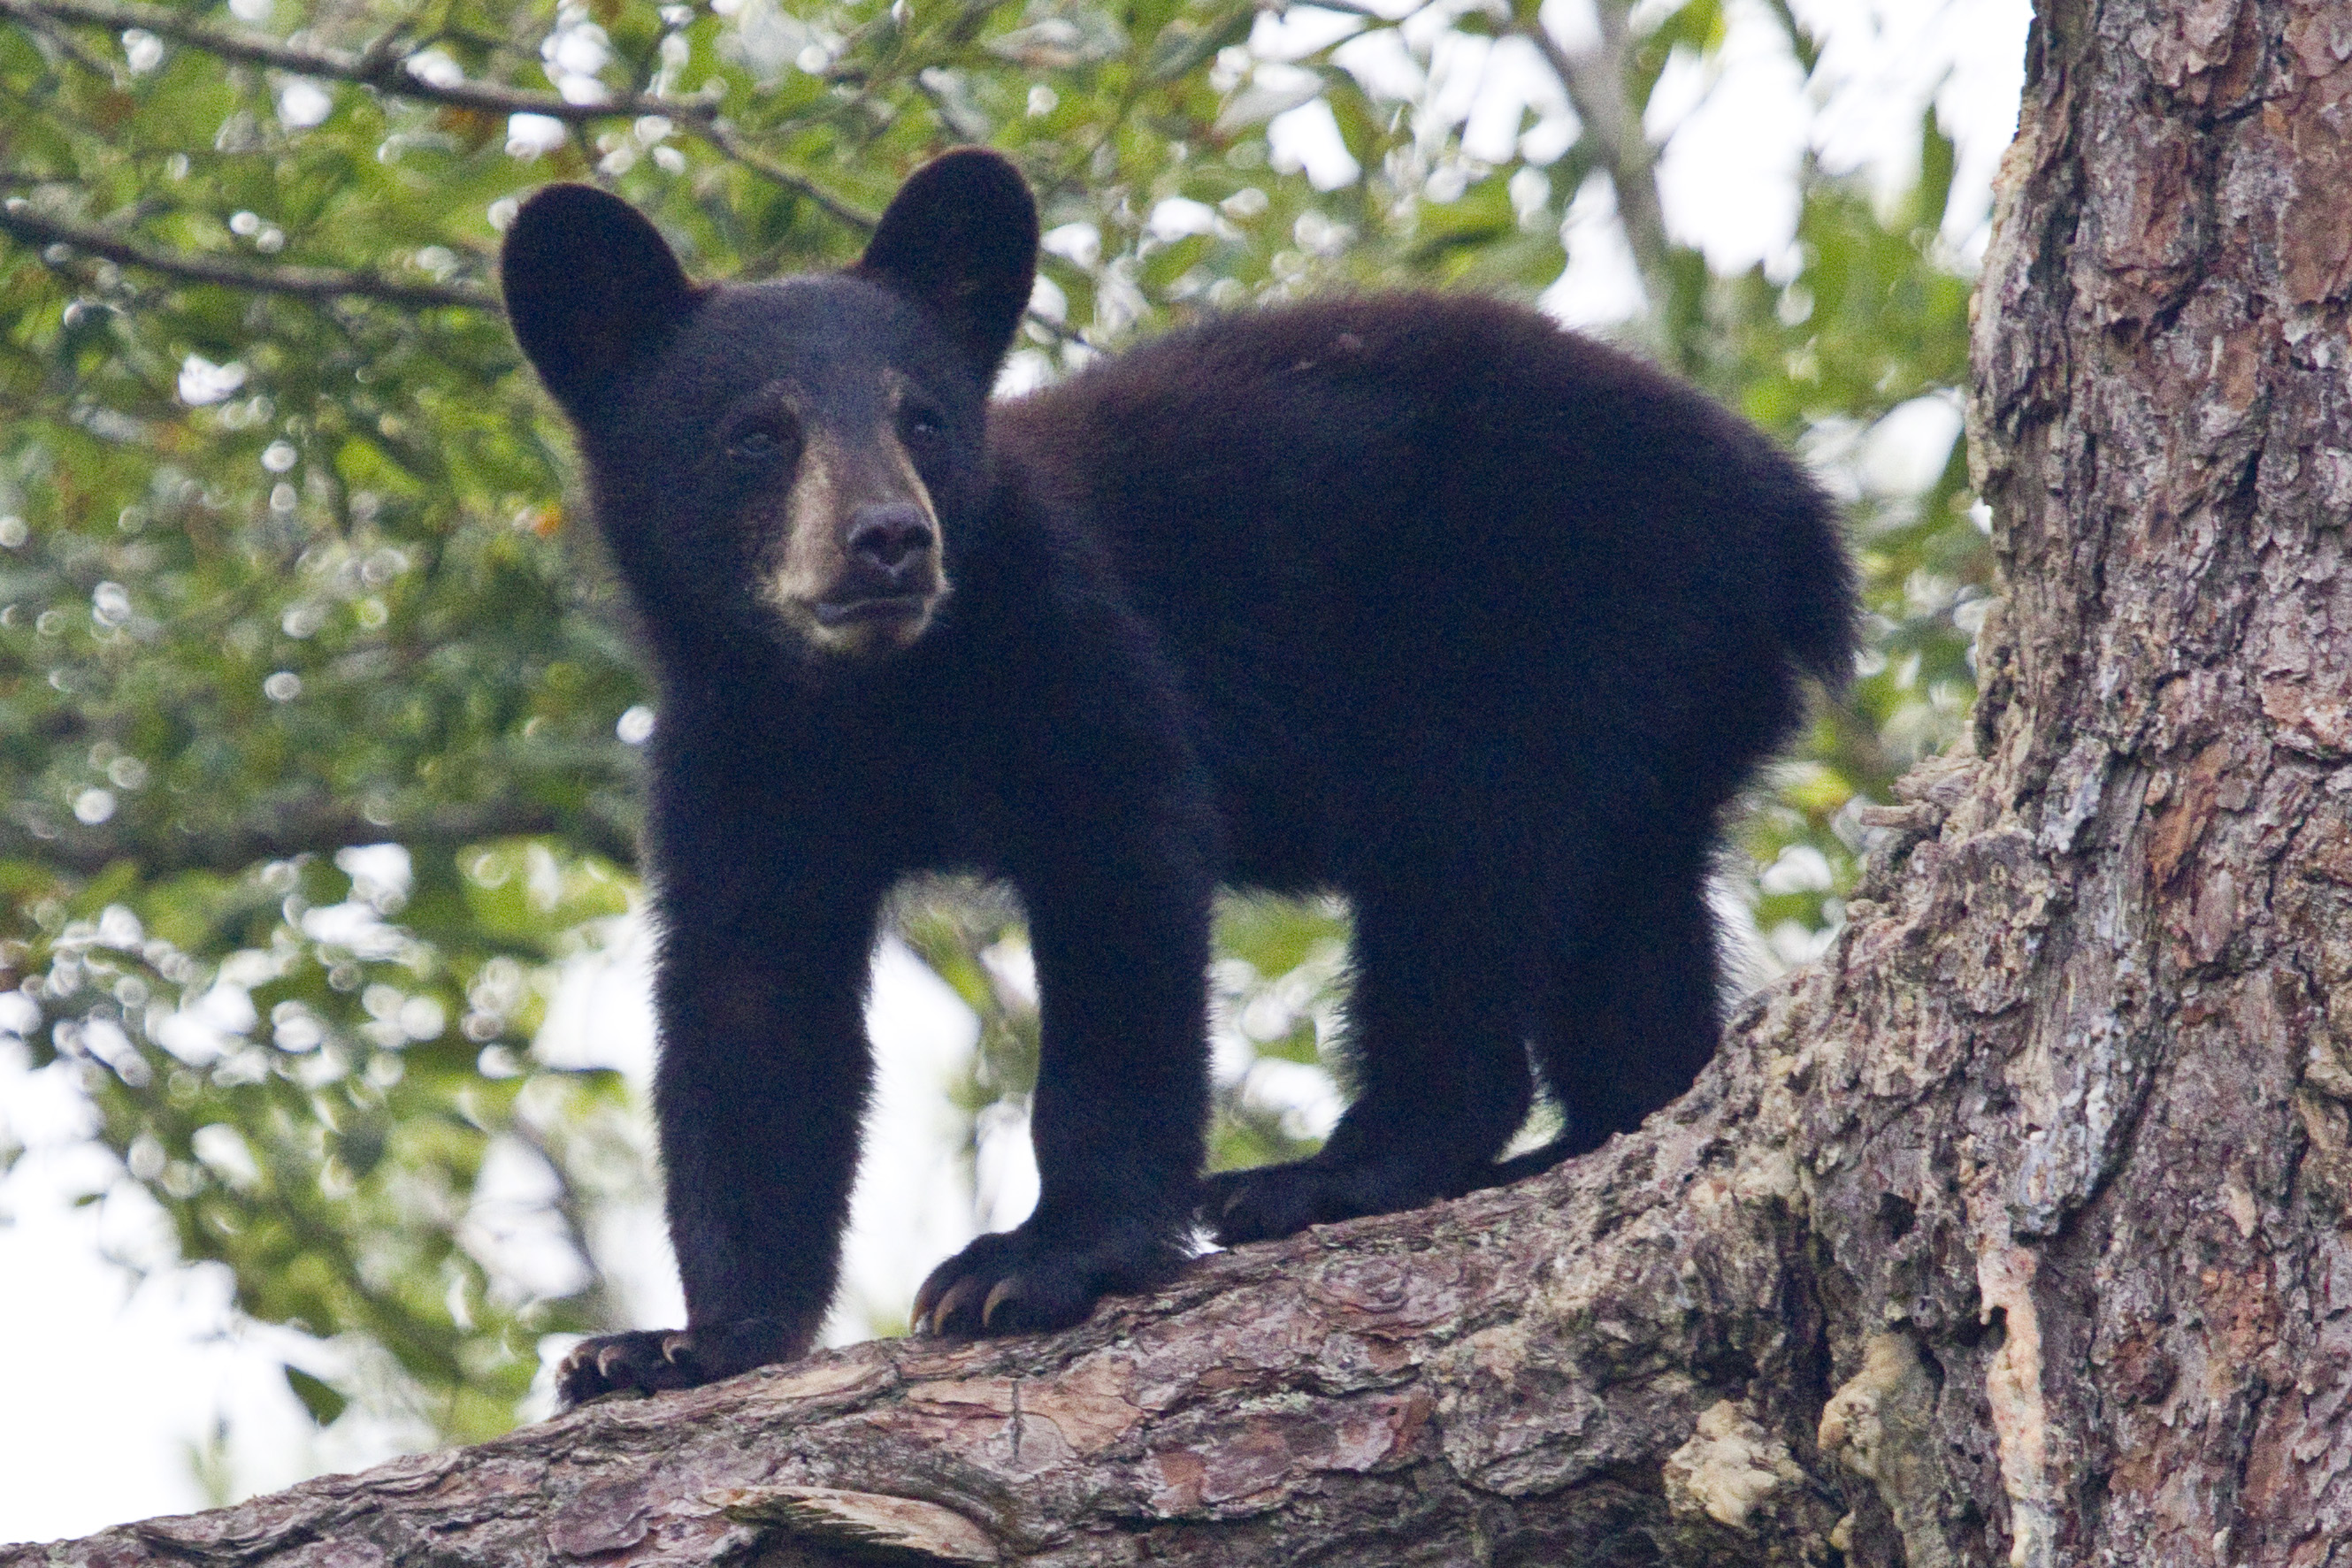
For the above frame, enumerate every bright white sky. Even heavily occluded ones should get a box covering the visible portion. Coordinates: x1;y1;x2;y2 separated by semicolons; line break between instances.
0;0;2030;1543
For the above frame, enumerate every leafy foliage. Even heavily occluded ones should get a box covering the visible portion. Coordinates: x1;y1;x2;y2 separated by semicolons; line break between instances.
1702;105;1988;960
0;0;1987;1455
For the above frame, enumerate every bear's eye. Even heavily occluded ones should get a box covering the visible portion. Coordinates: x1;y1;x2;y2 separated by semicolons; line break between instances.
725;414;798;464
900;402;946;442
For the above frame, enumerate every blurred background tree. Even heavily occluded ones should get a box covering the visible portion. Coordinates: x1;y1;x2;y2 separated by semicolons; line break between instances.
0;0;1996;1495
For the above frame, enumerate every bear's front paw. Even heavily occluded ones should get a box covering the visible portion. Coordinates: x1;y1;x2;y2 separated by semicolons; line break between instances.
557;1329;700;1405
913;1220;1184;1341
1201;1154;1461;1246
555;1318;803;1406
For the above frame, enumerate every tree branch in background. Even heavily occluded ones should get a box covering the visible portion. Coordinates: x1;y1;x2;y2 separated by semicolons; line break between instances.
3;155;1055;350
1515;0;1675;310
0;0;877;233
0;203;496;310
683;116;877;234
0;0;686;122
1;796;638;881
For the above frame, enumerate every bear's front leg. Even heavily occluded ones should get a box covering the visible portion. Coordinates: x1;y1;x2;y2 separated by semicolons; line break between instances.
558;864;884;1405
914;817;1214;1340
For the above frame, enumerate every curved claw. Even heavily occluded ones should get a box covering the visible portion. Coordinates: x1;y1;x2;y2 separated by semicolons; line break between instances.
929;1274;990;1335
980;1277;1025;1331
911;1273;947;1335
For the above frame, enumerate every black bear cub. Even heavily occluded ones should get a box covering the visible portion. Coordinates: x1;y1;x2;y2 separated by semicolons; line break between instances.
502;149;1852;1404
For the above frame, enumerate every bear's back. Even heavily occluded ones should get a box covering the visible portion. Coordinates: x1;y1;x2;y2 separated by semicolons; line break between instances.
986;294;1845;889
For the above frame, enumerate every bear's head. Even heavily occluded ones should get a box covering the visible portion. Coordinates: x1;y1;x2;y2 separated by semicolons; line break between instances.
501;149;1038;668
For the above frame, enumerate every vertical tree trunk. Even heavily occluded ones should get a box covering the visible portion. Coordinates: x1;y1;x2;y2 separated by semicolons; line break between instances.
1904;0;2352;1558
10;4;2352;1564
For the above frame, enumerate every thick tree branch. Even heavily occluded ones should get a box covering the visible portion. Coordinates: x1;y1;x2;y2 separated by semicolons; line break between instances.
0;1036;1843;1566
0;203;494;310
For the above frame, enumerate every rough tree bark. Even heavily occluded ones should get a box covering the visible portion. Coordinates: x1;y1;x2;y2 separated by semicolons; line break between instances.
11;1;2352;1563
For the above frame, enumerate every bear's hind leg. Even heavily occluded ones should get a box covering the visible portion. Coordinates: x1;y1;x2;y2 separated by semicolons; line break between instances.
1525;852;1723;1164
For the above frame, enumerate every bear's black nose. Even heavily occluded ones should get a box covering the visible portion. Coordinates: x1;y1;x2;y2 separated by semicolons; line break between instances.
847;502;936;575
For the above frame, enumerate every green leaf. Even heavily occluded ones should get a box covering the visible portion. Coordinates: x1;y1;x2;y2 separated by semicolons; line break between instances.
282;1364;349;1426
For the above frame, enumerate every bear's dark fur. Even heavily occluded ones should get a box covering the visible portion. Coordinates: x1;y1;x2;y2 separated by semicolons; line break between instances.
501;149;1852;1404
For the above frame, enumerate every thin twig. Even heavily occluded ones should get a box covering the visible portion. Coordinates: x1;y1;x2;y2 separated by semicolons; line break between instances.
1511;1;1674;308
0;0;681;122
691;117;875;233
0;203;495;310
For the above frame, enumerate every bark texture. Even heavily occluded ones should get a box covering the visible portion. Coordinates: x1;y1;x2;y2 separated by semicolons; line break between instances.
11;2;2352;1564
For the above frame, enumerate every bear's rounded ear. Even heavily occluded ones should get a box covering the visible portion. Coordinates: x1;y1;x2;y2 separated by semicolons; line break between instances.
854;149;1038;387
502;184;699;421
